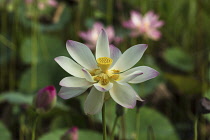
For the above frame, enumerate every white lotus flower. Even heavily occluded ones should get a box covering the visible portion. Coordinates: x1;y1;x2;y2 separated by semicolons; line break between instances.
55;29;159;115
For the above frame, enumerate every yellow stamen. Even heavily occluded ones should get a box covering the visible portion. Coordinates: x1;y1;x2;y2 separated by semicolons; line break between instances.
89;69;101;76
97;57;113;72
112;69;120;74
110;74;119;80
93;76;101;82
99;74;109;85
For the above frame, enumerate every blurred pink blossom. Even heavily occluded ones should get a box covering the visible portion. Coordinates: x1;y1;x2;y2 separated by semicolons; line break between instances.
48;0;58;7
123;11;164;40
79;22;122;50
25;0;58;10
38;2;45;10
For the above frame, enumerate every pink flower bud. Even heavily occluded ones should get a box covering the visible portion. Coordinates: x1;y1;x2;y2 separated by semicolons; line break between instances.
34;86;57;114
61;127;78;140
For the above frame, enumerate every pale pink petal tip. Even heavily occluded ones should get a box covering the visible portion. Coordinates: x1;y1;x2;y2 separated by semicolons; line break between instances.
66;40;73;46
127;101;137;109
153;70;160;77
142;44;148;49
95;86;106;92
54;56;59;61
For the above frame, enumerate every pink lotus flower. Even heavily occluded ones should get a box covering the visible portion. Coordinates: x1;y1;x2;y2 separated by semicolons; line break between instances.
123;11;164;40
79;22;122;50
61;127;78;140
33;86;57;113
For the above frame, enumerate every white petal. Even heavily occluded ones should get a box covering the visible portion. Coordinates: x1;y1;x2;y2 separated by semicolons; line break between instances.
66;40;97;70
58;86;90;99
93;82;113;92
96;29;110;59
82;68;95;82
54;56;84;78
115;83;143;101
118;70;143;83
109;82;137;108
60;77;93;87
111;44;147;72
109;45;122;68
135;93;144;101
122;66;159;83
84;87;105;115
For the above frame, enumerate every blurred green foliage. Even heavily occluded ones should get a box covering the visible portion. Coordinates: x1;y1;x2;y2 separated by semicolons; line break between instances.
0;121;11;140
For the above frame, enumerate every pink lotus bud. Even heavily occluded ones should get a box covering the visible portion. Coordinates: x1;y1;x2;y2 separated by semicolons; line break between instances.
34;86;57;114
61;127;78;140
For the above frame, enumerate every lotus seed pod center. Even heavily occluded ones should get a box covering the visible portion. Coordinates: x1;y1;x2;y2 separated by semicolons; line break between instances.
97;57;113;72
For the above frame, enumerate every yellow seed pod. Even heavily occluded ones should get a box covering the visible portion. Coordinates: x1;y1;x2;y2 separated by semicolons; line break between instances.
97;57;113;72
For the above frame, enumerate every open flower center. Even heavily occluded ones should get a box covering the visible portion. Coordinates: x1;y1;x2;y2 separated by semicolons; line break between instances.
89;57;120;86
97;57;113;72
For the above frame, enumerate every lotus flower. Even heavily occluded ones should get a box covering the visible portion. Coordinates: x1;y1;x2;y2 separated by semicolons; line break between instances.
79;22;122;50
61;127;78;140
33;86;57;113
55;29;159;115
123;10;164;40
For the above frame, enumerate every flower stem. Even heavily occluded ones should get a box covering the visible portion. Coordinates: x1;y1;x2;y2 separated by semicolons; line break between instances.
136;108;140;140
121;115;126;140
111;116;119;140
102;103;107;140
194;116;198;140
32;115;39;140
147;126;155;140
19;115;25;140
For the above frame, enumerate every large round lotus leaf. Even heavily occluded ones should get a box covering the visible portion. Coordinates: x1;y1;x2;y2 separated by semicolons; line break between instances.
164;73;201;94
78;130;103;140
20;35;66;64
0;121;11;140
163;47;194;72
39;129;102;140
19;63;53;93
0;92;32;104
18;61;66;93
125;107;179;140
39;129;67;140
